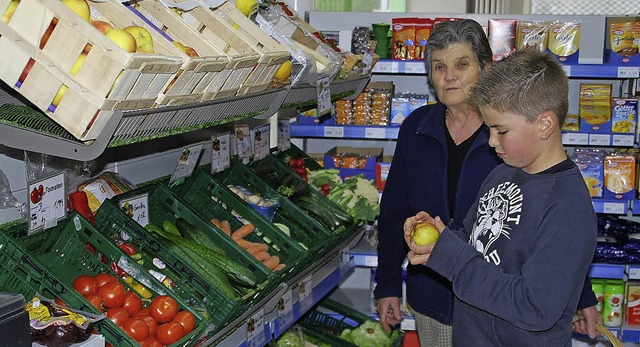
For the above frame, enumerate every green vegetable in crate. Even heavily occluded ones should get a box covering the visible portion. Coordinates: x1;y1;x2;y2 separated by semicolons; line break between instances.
339;320;399;347
176;218;225;255
273;328;305;347
325;174;380;222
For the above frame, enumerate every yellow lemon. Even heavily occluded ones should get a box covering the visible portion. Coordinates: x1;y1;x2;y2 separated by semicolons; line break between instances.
411;222;440;245
274;60;292;81
236;0;257;17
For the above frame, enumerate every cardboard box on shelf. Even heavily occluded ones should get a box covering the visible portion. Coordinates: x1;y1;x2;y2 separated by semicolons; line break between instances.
376;155;392;192
324;146;383;181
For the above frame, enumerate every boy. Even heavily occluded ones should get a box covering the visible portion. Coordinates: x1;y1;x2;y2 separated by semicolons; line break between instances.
403;49;597;346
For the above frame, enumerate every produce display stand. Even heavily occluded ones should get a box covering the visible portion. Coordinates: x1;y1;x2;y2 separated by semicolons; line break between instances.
0;212;208;346
214;160;335;257
300;298;405;347
171;170;308;285
94;198;241;335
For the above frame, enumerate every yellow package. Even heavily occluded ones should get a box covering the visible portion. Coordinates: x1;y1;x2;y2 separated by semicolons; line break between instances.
548;21;581;58
77;172;136;213
581;105;611;126
610;22;639;57
604;155;636;199
516;21;549;51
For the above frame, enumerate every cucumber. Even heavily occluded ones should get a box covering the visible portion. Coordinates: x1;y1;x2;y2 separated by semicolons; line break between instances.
147;222;258;288
162;220;182;236
176;218;225;255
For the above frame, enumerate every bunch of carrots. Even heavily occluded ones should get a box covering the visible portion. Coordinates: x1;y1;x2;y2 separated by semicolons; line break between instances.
212;218;285;271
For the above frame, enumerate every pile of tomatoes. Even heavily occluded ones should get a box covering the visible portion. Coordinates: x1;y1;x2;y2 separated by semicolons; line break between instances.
72;273;195;346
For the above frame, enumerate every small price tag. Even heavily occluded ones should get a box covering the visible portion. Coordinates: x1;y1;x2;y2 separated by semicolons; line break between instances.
373;62;391;73
298;275;313;312
170;143;204;183
119;194;149;227
364;255;378;267
589;134;610;146
211;133;231;173
404;62;426;74
389;61;400;73
603;202;626;215
365;127;386;139
562;65;572;77
324;126;345;138
234;124;252;161
277;120;291;152
246;308;266;347
316;76;332;116
629;267;640;280
612;134;635;147
617;66;640;78
362;49;374;74
561;133;588;145
276;289;294;327
28;173;66;232
339;247;350;267
252;124;270;161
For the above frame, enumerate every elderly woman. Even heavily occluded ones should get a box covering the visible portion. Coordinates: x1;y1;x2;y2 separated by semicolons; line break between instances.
373;19;599;346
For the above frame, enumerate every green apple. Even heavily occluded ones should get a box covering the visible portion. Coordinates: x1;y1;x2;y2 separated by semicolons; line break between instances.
411;222;440;245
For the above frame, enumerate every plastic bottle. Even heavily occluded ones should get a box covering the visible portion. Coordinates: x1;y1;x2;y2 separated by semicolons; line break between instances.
603;280;625;327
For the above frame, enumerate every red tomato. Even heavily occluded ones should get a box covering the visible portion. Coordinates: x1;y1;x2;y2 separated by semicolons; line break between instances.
106;307;130;327
135;308;151;318
83;292;104;312
54;297;68;308
139;337;163;347
94;273;118;288
73;275;98;295
149;295;179;323
156;322;185;345
99;281;126;308
139;314;158;337
172;311;195;334
122;290;142;316
123;318;149;342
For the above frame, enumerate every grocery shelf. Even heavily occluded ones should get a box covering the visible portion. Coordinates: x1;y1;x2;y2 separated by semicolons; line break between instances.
371;59;640;79
200;227;365;346
561;132;635;147
290;123;399;139
0;75;370;162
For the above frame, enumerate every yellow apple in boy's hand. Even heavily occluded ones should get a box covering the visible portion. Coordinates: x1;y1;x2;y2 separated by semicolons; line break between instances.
106;29;137;53
123;25;154;53
411;222;440;245
61;0;90;22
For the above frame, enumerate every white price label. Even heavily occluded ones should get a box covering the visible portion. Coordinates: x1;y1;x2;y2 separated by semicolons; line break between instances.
246;308;266;347
29;173;66;232
277;289;293;320
561;133;588;145
617;66;640;78
389;61;400;73
119;194;149;227
298;275;313;312
373;62;391;73
324;126;345;138
278;120;291;152
170;143;204;183
211;133;231;173
603;202;626;215
612;134;635;147
316;76;332;116
365;127;386;139
629;267;640;280
252;124;270;161
588;134;610;146
404;62;426;74
562;65;572;76
339;247;350;266
364;255;378;267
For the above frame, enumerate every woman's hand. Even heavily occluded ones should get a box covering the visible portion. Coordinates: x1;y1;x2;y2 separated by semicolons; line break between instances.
403;212;446;265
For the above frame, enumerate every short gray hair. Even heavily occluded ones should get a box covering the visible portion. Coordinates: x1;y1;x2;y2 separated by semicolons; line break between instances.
425;19;493;79
471;49;569;124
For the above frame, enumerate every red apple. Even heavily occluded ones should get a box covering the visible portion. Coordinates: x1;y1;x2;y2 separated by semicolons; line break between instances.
91;20;113;34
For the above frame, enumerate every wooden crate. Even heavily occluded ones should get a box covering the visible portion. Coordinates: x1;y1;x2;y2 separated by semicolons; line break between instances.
0;0;184;140
129;0;244;100
89;0;228;107
180;3;290;95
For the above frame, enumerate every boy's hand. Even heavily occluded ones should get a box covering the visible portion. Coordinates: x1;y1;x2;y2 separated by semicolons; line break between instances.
404;212;445;265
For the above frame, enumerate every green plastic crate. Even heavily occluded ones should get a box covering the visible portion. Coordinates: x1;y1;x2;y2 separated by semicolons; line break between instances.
94;198;240;332
171;171;307;284
300;299;404;347
113;184;274;305
214;161;334;256
271;144;324;171
250;154;363;246
0;213;208;347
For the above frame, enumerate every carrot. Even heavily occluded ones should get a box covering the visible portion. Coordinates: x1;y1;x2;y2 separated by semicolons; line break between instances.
231;224;255;240
253;251;271;262
274;263;286;271
236;238;268;252
211;218;221;228
219;220;232;236
262;255;280;270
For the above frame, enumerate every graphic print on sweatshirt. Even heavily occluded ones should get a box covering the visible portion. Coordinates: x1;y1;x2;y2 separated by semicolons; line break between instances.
469;181;524;265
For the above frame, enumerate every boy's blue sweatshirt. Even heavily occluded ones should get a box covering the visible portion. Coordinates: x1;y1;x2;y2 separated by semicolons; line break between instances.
428;163;597;346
